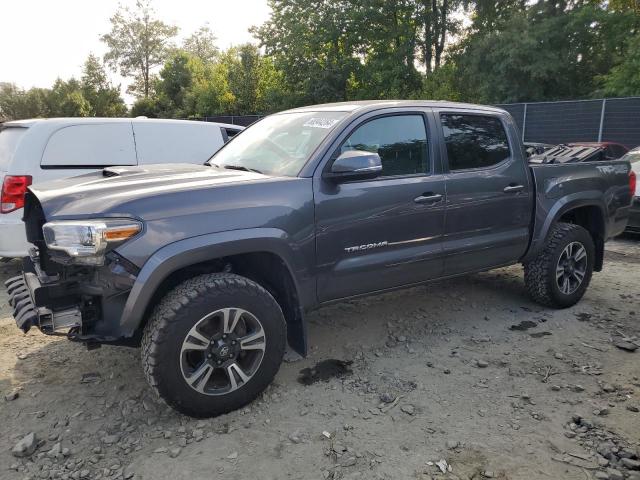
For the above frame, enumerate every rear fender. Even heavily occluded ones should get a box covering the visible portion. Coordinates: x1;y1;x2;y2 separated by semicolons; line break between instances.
521;190;606;264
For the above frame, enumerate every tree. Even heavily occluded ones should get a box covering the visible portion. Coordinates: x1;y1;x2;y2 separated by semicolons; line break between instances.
183;24;219;64
253;0;361;105
352;0;423;98
154;50;205;117
252;0;466;103
602;33;640;96
416;0;465;73
188;61;236;117
465;0;527;34
418;62;461;101
609;0;640;16
0;80;94;120
81;54;127;116
46;78;91;117
131;96;161;117
217;44;289;114
452;2;635;103
0;83;48;120
101;0;178;98
144;45;288;118
254;55;289;113
0;60;126;121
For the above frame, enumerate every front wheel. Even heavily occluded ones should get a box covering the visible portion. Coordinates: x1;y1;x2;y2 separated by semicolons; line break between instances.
141;273;286;418
524;222;595;308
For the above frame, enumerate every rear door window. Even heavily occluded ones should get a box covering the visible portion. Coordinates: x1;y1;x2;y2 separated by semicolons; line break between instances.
0;127;28;171
133;122;224;164
41;123;137;167
440;114;511;171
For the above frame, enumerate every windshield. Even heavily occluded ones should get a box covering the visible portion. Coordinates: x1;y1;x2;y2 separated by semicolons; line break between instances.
207;111;347;176
0;127;27;171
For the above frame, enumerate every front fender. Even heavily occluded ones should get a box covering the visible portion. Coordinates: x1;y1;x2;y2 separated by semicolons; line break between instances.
118;228;312;337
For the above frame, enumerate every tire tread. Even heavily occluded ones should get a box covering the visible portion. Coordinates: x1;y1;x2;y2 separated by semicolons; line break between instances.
140;273;285;417
523;222;592;308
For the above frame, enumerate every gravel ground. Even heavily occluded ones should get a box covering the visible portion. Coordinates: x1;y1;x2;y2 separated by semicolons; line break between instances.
1;237;639;480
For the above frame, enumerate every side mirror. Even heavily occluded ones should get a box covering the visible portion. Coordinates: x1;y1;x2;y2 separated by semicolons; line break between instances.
325;150;382;182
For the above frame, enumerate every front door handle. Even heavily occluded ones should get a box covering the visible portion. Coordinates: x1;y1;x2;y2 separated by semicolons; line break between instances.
414;193;443;204
503;184;524;193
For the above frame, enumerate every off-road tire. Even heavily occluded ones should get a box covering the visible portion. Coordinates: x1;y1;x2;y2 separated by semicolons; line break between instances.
523;222;594;308
141;273;286;418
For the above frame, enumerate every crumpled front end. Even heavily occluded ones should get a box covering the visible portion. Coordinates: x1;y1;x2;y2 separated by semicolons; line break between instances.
6;267;81;334
5;192;141;345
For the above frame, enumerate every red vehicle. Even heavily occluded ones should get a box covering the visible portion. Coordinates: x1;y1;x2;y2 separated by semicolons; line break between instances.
568;142;629;160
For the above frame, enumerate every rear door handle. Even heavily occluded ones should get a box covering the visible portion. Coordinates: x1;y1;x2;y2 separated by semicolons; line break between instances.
414;193;443;204
503;184;524;193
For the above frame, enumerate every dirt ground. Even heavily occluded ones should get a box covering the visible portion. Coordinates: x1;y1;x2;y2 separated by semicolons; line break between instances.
1;238;639;480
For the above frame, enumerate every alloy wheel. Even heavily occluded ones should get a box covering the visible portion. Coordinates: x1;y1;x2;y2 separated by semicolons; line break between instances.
180;308;266;395
556;241;587;295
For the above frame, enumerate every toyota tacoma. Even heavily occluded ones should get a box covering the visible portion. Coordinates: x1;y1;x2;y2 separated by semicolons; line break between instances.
5;101;634;417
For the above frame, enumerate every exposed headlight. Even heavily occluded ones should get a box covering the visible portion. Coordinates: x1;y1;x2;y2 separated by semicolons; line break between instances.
42;219;142;265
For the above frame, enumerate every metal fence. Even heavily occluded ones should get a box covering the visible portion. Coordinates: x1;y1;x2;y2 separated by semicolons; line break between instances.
496;97;640;148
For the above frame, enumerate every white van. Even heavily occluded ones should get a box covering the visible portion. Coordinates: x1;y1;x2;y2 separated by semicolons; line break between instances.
0;118;243;257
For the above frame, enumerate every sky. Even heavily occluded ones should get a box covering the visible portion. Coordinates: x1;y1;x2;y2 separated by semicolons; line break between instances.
0;0;272;100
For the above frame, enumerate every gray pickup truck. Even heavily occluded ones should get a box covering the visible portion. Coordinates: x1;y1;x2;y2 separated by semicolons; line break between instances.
6;100;634;417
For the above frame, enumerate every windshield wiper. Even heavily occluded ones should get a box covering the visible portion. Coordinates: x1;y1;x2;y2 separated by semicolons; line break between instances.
210;163;263;174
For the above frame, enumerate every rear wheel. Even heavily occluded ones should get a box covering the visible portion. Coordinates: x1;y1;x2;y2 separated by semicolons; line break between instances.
141;273;286;417
524;222;594;308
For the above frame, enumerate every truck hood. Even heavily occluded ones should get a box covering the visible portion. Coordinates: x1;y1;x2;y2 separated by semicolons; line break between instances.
28;163;277;219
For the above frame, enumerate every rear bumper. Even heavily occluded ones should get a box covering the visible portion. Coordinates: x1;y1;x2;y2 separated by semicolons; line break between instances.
626;198;640;232
0;210;30;258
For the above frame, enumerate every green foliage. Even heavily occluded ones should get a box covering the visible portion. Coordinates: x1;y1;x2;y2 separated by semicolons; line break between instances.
152;50;233;117
253;0;361;104
352;0;424;99
0;55;127;120
81;54;128;116
47;79;91;117
0;83;48;120
223;44;288;114
101;0;178;98
143;43;288;118
601;33;640;96
253;0;464;103
155;51;202;117
183;24;220;64
130;97;161;118
417;63;462;101
5;0;640;123
251;0;640;105
453;2;636;103
187;61;236;117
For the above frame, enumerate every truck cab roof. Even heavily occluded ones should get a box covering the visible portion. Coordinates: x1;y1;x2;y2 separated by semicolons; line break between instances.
281;99;506;115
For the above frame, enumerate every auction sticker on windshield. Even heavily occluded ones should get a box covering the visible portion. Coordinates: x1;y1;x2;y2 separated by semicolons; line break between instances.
303;118;341;129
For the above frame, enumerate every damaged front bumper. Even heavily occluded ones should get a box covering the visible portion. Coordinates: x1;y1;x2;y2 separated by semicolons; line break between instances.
5;251;140;346
6;273;81;334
